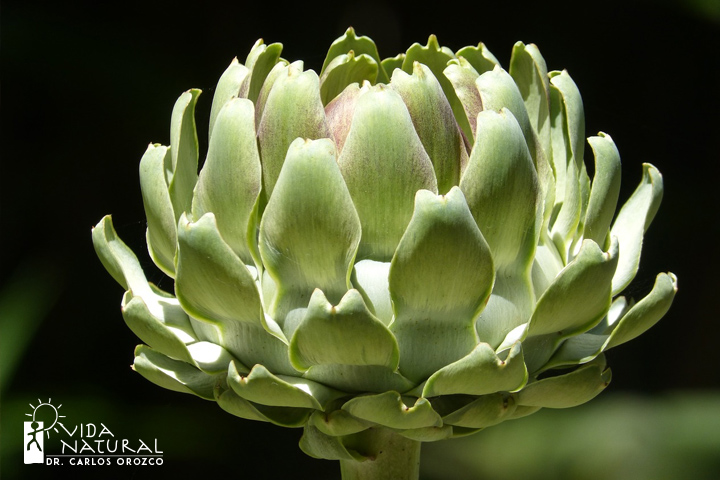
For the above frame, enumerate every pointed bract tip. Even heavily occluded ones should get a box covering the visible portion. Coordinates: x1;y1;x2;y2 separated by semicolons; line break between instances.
412;61;426;76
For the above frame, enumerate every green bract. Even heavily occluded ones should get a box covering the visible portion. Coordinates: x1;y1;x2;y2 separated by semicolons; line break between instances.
93;28;677;475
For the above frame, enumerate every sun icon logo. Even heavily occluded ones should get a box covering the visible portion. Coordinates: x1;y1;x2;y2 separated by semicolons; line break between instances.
25;398;66;439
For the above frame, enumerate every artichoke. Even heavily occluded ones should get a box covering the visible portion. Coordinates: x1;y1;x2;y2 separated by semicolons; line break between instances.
92;28;677;479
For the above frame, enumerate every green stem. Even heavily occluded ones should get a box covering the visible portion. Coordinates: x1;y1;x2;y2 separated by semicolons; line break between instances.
339;428;421;480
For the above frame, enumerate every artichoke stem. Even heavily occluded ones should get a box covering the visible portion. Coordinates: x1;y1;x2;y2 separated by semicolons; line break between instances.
339;428;421;480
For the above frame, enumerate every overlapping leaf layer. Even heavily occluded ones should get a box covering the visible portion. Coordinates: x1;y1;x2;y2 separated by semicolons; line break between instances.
93;28;676;460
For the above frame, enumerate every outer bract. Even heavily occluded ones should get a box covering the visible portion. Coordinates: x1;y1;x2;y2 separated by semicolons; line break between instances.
93;28;677;477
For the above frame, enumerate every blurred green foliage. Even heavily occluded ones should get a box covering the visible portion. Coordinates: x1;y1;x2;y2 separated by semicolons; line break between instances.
675;0;720;22
0;257;63;393
423;392;720;480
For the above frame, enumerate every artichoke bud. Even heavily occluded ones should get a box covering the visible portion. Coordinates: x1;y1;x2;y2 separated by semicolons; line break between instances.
92;29;677;458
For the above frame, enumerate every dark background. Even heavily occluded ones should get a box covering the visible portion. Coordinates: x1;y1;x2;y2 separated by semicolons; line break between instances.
2;0;719;478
